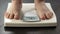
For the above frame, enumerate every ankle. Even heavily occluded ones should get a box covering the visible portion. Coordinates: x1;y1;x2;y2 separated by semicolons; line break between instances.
12;0;22;4
34;0;45;3
11;0;22;7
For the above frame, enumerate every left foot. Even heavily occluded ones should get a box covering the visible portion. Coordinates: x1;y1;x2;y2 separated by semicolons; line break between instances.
35;2;53;20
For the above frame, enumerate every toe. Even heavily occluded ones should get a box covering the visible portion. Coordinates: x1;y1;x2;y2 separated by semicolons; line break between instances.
46;14;50;19
9;14;14;19
5;12;10;18
40;14;46;20
46;12;53;19
49;12;53;18
14;14;20;20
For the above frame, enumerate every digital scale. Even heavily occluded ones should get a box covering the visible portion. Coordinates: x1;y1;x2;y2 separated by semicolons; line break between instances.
4;3;57;27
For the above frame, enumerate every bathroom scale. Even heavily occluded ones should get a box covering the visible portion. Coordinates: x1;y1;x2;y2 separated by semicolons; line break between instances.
4;3;57;27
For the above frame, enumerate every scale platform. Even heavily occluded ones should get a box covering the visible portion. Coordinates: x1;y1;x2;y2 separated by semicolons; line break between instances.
4;3;57;27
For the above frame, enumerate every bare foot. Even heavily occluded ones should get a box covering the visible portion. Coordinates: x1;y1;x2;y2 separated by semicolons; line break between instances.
4;3;21;20
35;3;53;20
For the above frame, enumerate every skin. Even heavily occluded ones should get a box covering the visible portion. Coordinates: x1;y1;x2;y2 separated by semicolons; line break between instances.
35;0;53;20
4;0;22;19
4;0;53;20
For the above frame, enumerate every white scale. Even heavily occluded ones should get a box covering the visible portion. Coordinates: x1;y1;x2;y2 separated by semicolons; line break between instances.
4;3;57;27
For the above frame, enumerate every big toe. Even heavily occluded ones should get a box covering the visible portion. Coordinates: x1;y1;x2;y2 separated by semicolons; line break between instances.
14;14;20;20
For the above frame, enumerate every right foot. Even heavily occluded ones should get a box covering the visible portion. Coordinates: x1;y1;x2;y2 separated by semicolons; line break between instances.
4;3;21;20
